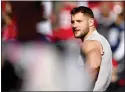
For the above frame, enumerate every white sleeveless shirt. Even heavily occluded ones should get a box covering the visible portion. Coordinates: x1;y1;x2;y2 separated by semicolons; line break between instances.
79;30;112;91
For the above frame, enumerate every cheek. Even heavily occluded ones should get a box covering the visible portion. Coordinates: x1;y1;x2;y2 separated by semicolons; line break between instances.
80;23;88;30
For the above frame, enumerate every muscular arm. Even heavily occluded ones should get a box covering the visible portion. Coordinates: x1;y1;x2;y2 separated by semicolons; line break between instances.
81;40;102;82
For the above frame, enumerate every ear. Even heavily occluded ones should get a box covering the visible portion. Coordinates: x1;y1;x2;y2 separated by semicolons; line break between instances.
89;18;94;27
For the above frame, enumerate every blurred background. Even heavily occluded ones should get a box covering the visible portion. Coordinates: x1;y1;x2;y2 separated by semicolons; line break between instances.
1;1;125;91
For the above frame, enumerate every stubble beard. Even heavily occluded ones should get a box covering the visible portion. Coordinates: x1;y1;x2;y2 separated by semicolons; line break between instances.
75;29;89;40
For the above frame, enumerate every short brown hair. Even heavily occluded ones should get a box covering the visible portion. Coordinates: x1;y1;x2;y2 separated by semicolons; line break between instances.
70;6;94;18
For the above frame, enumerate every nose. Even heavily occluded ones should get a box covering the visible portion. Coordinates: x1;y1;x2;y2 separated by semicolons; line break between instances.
72;22;78;28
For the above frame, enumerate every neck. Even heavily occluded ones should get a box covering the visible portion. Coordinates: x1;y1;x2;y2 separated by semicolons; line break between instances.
81;27;96;41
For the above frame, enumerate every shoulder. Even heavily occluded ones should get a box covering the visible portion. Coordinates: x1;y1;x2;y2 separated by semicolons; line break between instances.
81;40;101;54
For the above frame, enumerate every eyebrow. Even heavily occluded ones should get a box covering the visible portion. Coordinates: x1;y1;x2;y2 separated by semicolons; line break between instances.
76;20;83;22
71;19;83;23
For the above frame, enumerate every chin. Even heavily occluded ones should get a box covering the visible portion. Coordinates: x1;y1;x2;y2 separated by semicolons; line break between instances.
74;35;81;38
74;32;83;38
74;33;85;39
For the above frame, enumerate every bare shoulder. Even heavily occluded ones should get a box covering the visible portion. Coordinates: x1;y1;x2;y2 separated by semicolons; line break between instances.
81;40;101;54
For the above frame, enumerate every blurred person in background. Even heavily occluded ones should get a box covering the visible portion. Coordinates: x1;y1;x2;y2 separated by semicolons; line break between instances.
108;11;124;64
93;2;117;40
2;1;47;67
70;6;112;91
106;10;125;92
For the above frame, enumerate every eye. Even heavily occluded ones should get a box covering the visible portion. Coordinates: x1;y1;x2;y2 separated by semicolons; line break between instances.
76;20;82;23
71;21;74;24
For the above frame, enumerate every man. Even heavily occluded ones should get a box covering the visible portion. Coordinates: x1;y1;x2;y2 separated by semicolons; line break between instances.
70;6;112;91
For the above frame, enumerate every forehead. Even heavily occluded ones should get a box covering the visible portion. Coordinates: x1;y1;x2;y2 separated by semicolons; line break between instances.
71;12;87;20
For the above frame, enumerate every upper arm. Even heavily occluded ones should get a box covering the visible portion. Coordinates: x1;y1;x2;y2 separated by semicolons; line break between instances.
81;40;102;70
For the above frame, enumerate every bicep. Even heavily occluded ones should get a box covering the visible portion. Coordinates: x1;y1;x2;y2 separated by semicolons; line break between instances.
82;41;102;69
86;49;102;69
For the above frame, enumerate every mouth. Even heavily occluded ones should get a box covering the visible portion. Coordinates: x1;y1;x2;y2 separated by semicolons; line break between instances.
74;29;80;34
